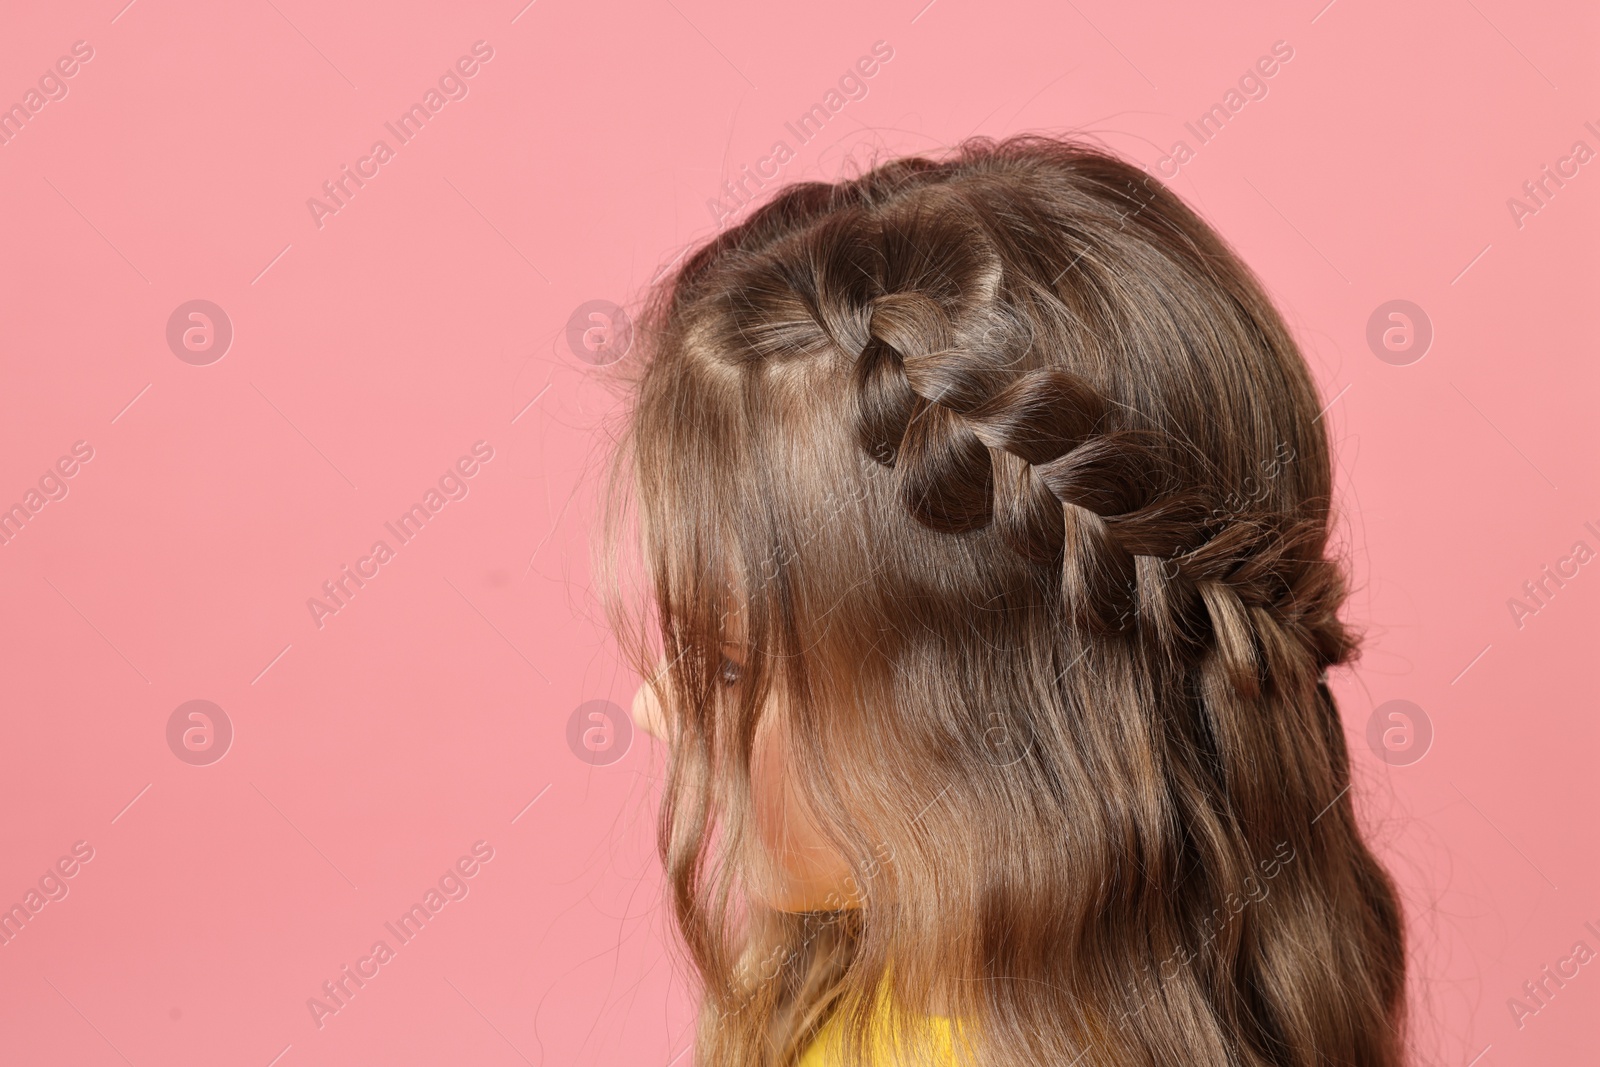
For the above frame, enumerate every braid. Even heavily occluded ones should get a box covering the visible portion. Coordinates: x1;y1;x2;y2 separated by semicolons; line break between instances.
783;196;1348;699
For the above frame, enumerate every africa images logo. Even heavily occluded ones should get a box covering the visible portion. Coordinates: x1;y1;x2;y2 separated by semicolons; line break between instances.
305;441;495;629
306;41;496;230
705;40;895;227
305;841;496;1029
0;39;95;149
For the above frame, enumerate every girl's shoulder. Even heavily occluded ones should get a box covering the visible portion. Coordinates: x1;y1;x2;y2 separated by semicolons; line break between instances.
796;1007;960;1067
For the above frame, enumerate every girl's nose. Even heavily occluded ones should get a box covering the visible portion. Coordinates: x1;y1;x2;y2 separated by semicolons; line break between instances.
632;667;668;741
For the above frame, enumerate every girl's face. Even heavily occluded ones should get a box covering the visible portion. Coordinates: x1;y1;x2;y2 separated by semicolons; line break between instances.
631;646;858;913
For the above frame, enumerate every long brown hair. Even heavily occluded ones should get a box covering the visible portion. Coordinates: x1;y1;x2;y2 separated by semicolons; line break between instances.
604;134;1406;1066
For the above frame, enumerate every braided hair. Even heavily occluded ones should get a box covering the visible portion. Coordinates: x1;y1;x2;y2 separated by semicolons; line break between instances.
609;135;1405;1067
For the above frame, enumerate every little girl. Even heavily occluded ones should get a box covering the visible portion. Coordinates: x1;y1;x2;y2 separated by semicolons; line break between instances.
606;135;1406;1066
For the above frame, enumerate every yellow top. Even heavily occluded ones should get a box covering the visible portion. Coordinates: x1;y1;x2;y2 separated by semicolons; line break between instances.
795;995;962;1066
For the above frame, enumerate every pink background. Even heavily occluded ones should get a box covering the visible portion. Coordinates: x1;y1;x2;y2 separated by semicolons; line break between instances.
0;1;1593;1064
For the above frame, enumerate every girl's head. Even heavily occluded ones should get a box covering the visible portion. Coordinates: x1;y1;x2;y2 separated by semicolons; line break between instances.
608;135;1404;1066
